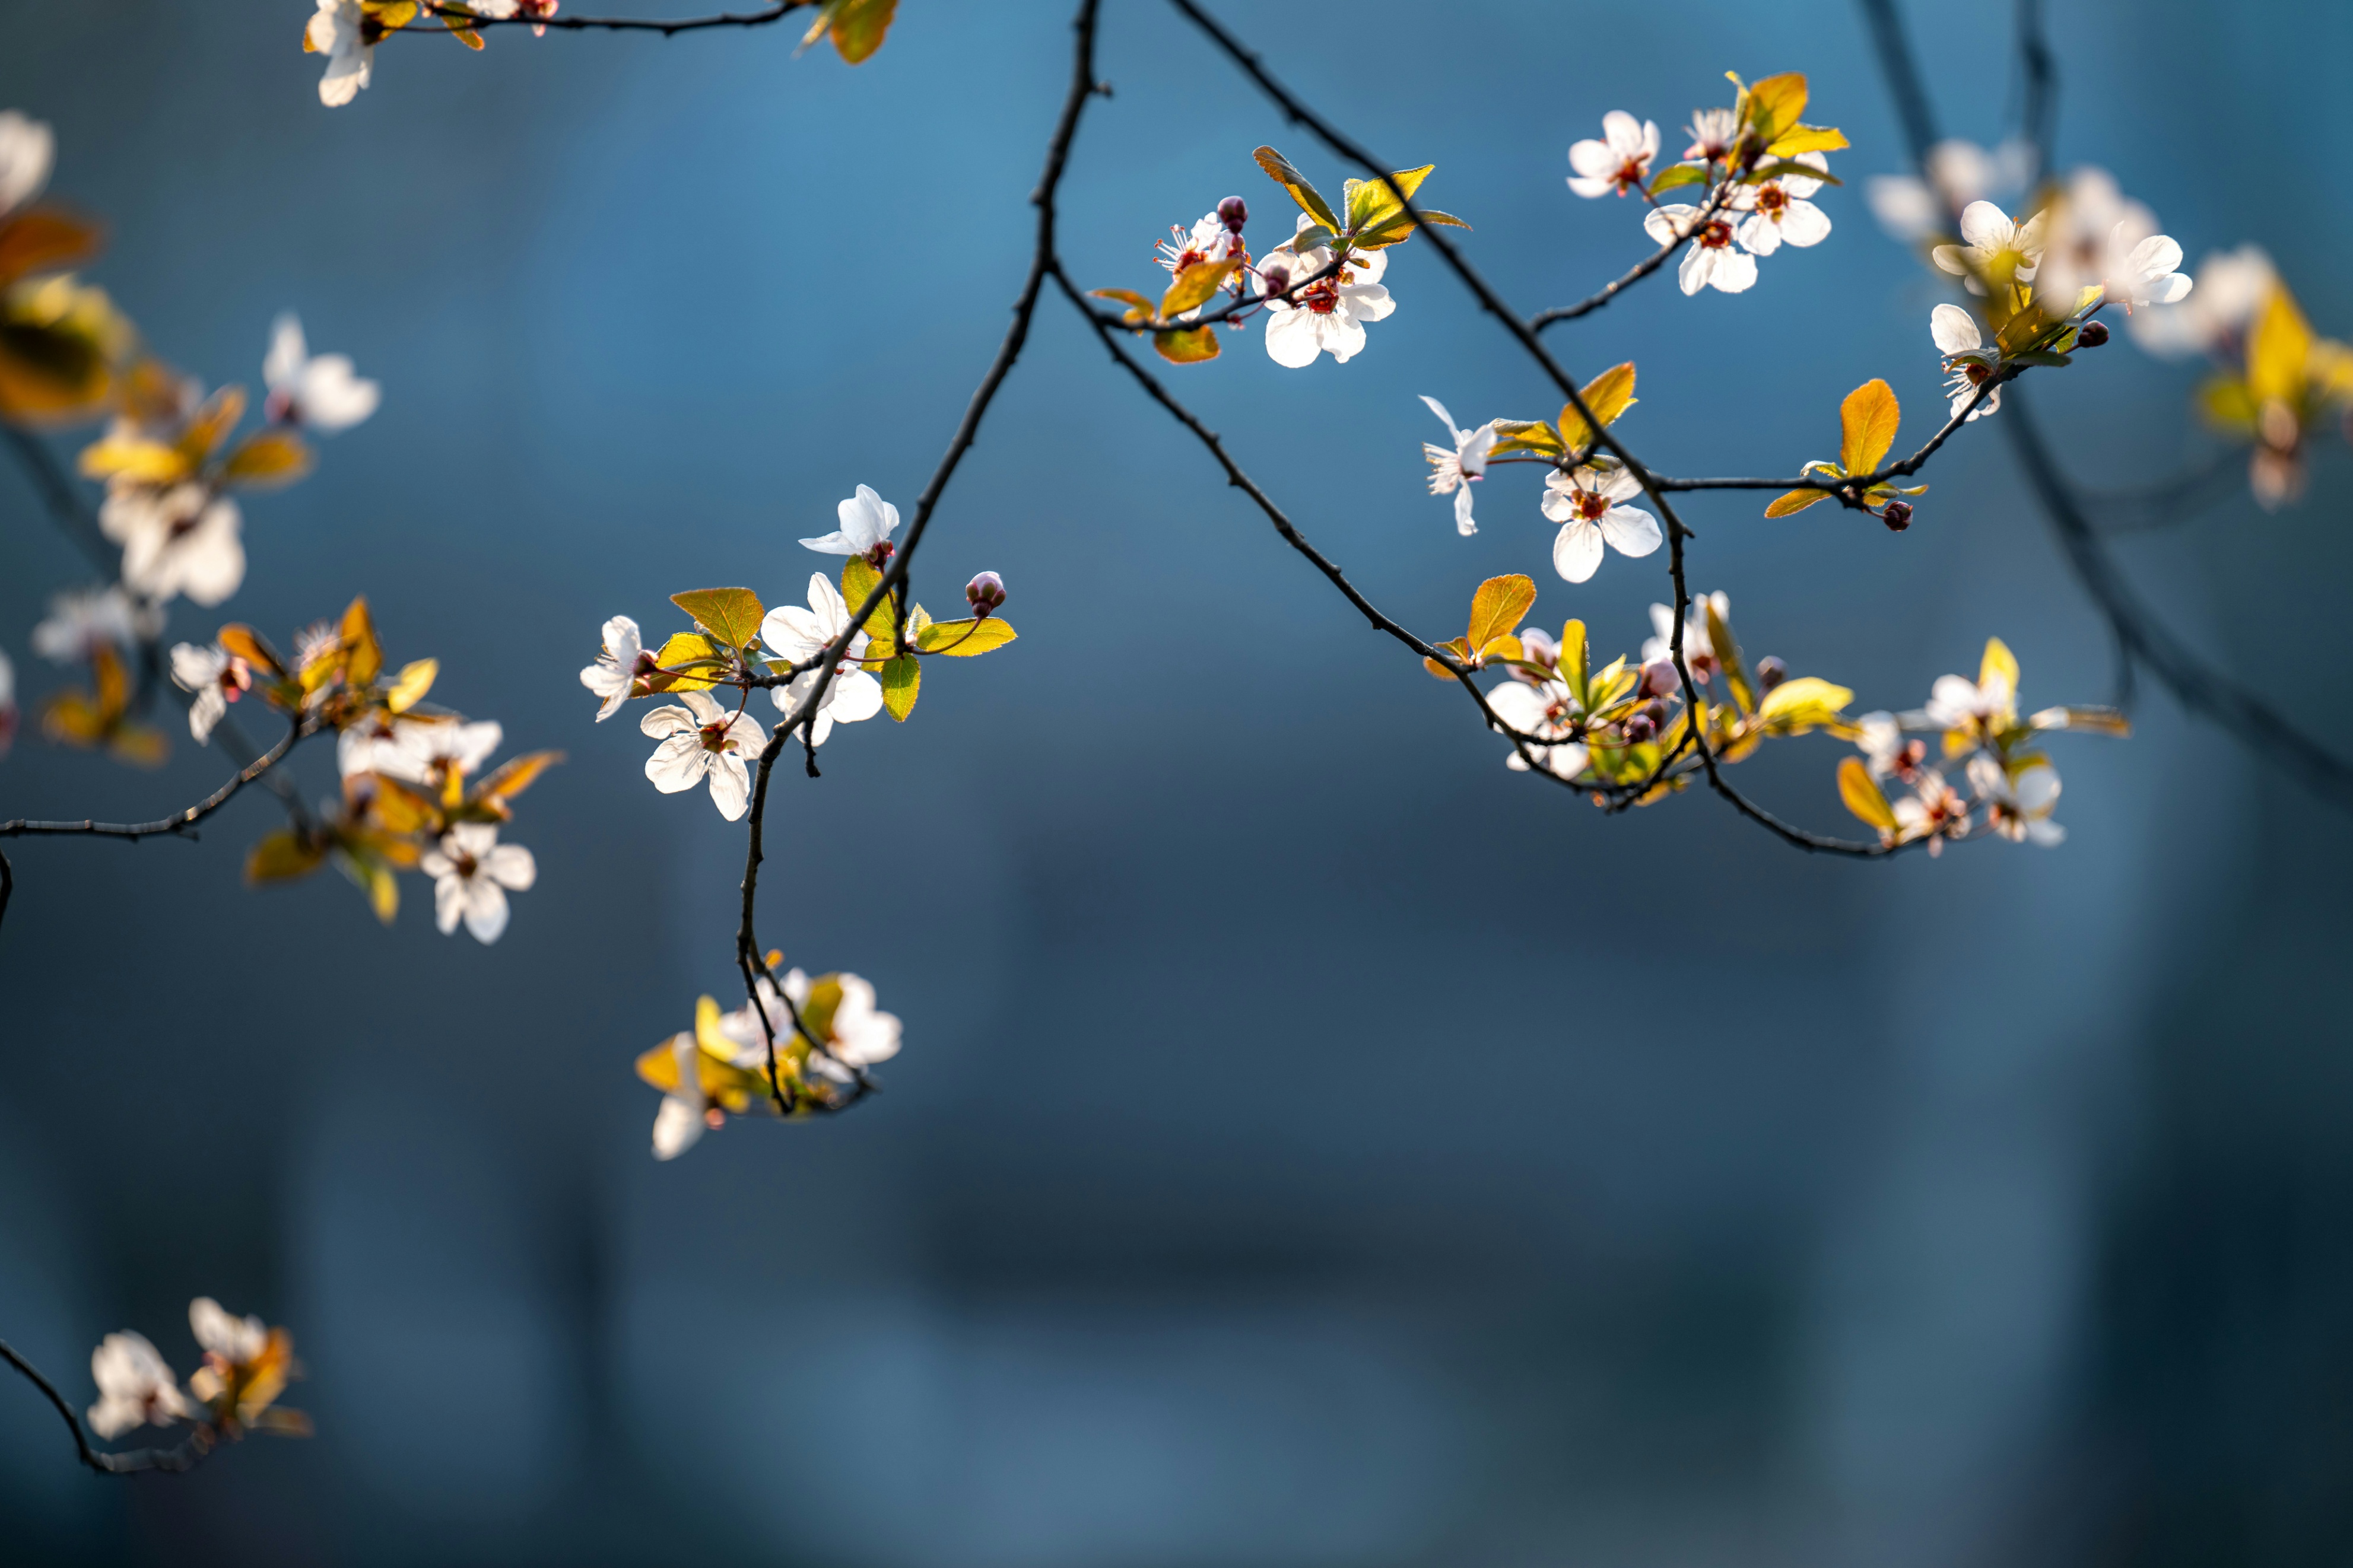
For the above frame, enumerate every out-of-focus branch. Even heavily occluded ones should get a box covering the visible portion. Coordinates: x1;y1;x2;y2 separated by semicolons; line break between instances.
0;714;307;845
412;1;811;37
0;1340;211;1477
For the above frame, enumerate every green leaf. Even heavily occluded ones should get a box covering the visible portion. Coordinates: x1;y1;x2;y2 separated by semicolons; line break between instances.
646;631;723;693
1488;419;1564;458
1288;224;1335;256
1649;163;1709;195
670;587;766;651
1766;124;1849;156
840;557;897;644
1153;325;1221;364
2010;349;2073;367
1706;600;1755;716
1757;676;1852;733
1253;146;1342;233
1560;618;1589;708
880;655;920;721
1743;72;1808;141
1742;159;1843;186
914;616;1017;657
1090;287;1154;323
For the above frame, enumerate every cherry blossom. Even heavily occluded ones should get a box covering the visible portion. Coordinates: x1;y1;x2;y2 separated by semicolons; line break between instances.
262;313;379;432
382;717;503;793
86;1331;189;1440
472;0;561;35
758;574;885;744
1968;753;2064;846
1643;206;1756;295
803;973;903;1084
1641;593;1726;683
189;1298;266;1370
0;109;53;218
1683;107;1738;163
100;484;245;606
1931;201;2045;294
1863;138;2031;243
1567;112;1659;199
641;688;766;819
799;484;901;560
419;821;537;944
579;614;646;721
1930;304;2003;421
306;1;376;108
649;1029;710;1160
1732;152;1832;256
2032;169;2190;315
1542;465;1662;583
2129;244;2274;358
1485;678;1589;780
169;641;253;744
1420;395;1495;536
31;586;160;663
1263;217;1395;367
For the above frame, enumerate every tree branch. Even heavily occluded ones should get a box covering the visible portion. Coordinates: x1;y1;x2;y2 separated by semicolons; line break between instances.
0;1340;211;1477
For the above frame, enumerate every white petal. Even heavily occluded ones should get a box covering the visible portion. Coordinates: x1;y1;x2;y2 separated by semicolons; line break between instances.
1600;505;1662;558
433;873;466;934
1264;308;1322;367
1676;243;1709;295
263;314;306;392
1776;200;1831;247
482;843;536;891
461;881;511;944
645;733;709;793
1419;395;1460;438
1736;213;1783;256
1706;250;1757;293
1552;520;1605;583
1644;205;1695;246
1930;302;1983;355
707;752;751;821
1453;485;1476;536
1957;201;2013;252
827;669;884;723
651;1096;704;1160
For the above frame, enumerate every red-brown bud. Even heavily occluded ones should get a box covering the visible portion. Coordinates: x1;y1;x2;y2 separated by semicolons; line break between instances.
1217;196;1248;232
1880;500;1914;532
966;571;1007;616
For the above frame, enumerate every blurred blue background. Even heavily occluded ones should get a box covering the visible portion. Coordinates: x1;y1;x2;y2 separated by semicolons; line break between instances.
2;0;2350;1561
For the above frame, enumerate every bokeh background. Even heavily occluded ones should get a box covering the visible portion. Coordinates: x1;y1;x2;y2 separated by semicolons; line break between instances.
2;0;2349;1562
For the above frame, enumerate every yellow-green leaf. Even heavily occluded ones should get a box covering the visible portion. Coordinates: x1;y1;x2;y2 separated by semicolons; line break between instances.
1837;378;1901;476
386;657;437;713
824;0;897;63
1467;574;1537;653
914;616;1016;657
1160;257;1241;319
1649;163;1708;196
1757;676;1852;731
2248;286;2312;405
1765;124;1849;156
1744;72;1808;141
1765;488;1831;518
647;631;722;693
1558;361;1636;451
339;596;382;690
1090;287;1154;324
1560;619;1589;705
1153;325;1220;365
671;587;766;652
1706;600;1754;715
476;749;564;804
1837;757;1898;832
1252;146;1342;234
880;655;919;720
246;830;326;885
1344;164;1432;232
217;624;285;679
1979;637;2019;699
221;428;314;488
1488;419;1564;458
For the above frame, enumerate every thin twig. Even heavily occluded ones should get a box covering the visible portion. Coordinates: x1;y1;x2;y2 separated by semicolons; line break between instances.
409;1;810;37
0;1340;211;1476
1;714;307;841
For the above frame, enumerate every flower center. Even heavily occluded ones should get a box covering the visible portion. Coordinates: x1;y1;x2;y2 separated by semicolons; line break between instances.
1699;220;1734;249
1755;186;1787;213
1299;279;1342;315
699;720;735;753
1574;489;1611;521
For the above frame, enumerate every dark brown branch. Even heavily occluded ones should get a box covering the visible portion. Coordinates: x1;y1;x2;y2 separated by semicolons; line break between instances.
728;0;1107;1077
0;1339;211;1477
1;714;307;841
410;1;810;37
3;425;117;578
1528;184;1736;332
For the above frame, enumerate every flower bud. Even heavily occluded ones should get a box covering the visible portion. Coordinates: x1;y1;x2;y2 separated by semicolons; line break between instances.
1755;656;1787;690
1880;500;1914;532
1623;713;1657;744
2076;320;2110;348
1258;260;1291;298
966;571;1007;616
1519;626;1559;670
1640;698;1668;729
1641;659;1680;698
1217;195;1248;232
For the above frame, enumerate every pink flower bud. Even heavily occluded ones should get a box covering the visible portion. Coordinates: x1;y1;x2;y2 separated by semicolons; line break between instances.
1258;260;1291;298
1755;656;1786;690
1519;627;1560;670
1880;500;1914;532
1217;195;1248;232
1641;659;1679;698
966;571;1007;616
1624;713;1657;744
2076;320;2110;348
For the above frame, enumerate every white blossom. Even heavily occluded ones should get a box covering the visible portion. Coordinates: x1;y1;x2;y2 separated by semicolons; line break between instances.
1863;138;2031;243
169;641;251;744
31;586;161;663
799;484;900;558
86;1331;188;1440
1263;216;1395;367
99;484;245;607
650;1030;709;1160
1541;465;1662;583
1420;395;1495;536
307;1;376;107
804;973;902;1083
1968;753;2064;846
419;821;537;944
262;313;379;432
1567;112;1659;198
1484;678;1589;781
0;109;55;220
1640;593;1726;680
641;688;766;820
758;574;885;745
1732;152;1832;256
579;614;644;721
380;717;503;789
2129;244;2275;358
1931;303;2003;421
1643;206;1756;295
1931;201;2045;294
2032;168;2190;316
189;1298;268;1366
1682;108;1738;163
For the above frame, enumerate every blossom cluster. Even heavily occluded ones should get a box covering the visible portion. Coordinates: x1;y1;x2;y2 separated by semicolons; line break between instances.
84;1297;306;1446
582;483;1012;1153
301;0;898;107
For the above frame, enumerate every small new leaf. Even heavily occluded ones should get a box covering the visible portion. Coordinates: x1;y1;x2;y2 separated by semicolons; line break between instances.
1467;574;1537;656
880;656;920;721
1253;146;1342;234
671;587;766;653
1837;379;1901;476
1154;325;1220;365
914;616;1017;657
1837;757;1898;832
1558;361;1636;452
1765;488;1832;518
